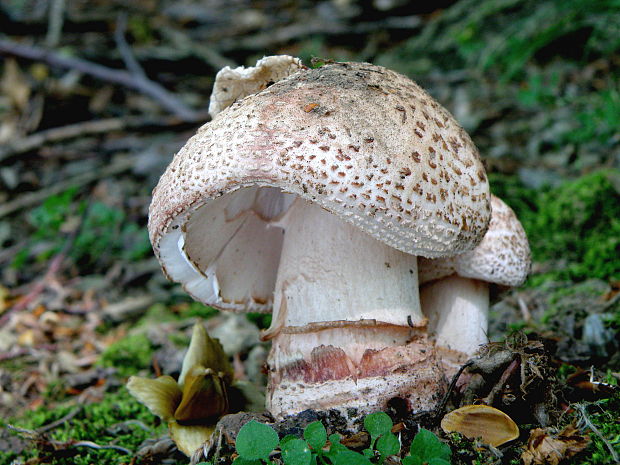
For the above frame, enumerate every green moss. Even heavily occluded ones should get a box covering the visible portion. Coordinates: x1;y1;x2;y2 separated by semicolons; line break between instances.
377;0;620;80
246;312;272;330
530;171;620;281
13;189;151;273
98;333;155;377
447;432;500;465
0;387;170;465
177;301;219;320
137;303;181;325
576;395;620;465
491;170;620;283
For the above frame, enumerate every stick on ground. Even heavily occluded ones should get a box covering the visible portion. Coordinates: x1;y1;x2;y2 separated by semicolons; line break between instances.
0;38;206;122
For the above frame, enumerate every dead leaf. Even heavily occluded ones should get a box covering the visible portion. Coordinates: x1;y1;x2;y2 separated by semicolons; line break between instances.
567;369;617;399
1;58;31;111
441;404;519;447
521;424;589;465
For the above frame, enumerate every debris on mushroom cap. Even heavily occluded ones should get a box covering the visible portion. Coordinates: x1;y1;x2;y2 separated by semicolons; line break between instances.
208;55;304;117
419;195;531;287
148;61;491;312
441;404;519;447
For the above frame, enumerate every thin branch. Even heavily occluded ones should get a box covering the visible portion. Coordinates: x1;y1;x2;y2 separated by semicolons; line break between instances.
219;15;422;52
37;406;82;433
45;0;66;48
6;424;131;454
434;360;475;417
114;12;147;80
0;114;200;161
575;403;620;464
72;440;131;454
0;38;206;122
0;155;135;218
0;118;124;161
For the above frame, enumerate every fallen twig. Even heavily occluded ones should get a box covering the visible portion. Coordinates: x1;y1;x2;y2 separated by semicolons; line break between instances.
0;114;201;161
0;118;125;161
219;15;422;52
574;403;620;463
0;155;135;218
6;423;132;454
72;440;132;454
45;0;66;48
0;344;57;362
435;359;475;417
0;38;206;122
37;406;82;433
114;12;147;80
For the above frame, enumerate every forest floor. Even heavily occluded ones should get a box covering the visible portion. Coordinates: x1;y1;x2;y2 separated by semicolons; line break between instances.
0;1;618;464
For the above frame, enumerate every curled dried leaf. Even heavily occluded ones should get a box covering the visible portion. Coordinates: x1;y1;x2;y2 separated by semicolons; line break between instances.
174;365;229;421
441;405;519;447
521;424;589;465
169;422;216;457
126;375;182;422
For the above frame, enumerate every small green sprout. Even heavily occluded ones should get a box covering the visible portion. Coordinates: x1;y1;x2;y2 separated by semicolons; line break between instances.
402;428;452;465
222;413;451;465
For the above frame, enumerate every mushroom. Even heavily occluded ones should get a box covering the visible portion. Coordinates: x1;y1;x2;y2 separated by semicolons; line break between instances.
418;195;531;372
148;60;491;419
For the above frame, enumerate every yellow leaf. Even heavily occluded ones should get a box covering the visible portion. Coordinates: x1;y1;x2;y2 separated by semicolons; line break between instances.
169;422;215;457
1;58;30;111
126;375;181;422
441;405;519;447
178;322;233;387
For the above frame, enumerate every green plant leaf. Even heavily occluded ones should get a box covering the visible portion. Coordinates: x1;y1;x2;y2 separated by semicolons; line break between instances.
409;428;451;461
232;457;263;465
280;434;298;447
281;438;312;465
330;450;374;465
376;432;400;457
402;456;421;465
304;421;327;451
427;458;451;465
235;420;279;460
364;412;393;438
326;433;347;457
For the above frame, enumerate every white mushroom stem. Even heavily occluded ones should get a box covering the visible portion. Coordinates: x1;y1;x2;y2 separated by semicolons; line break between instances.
263;199;444;417
420;275;489;371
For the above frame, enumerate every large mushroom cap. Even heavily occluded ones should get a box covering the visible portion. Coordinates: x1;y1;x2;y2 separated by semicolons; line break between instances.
419;194;531;287
148;61;491;312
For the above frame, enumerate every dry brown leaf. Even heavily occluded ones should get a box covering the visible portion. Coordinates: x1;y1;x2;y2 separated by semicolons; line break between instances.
1;58;31;111
521;424;590;465
441;404;519;447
